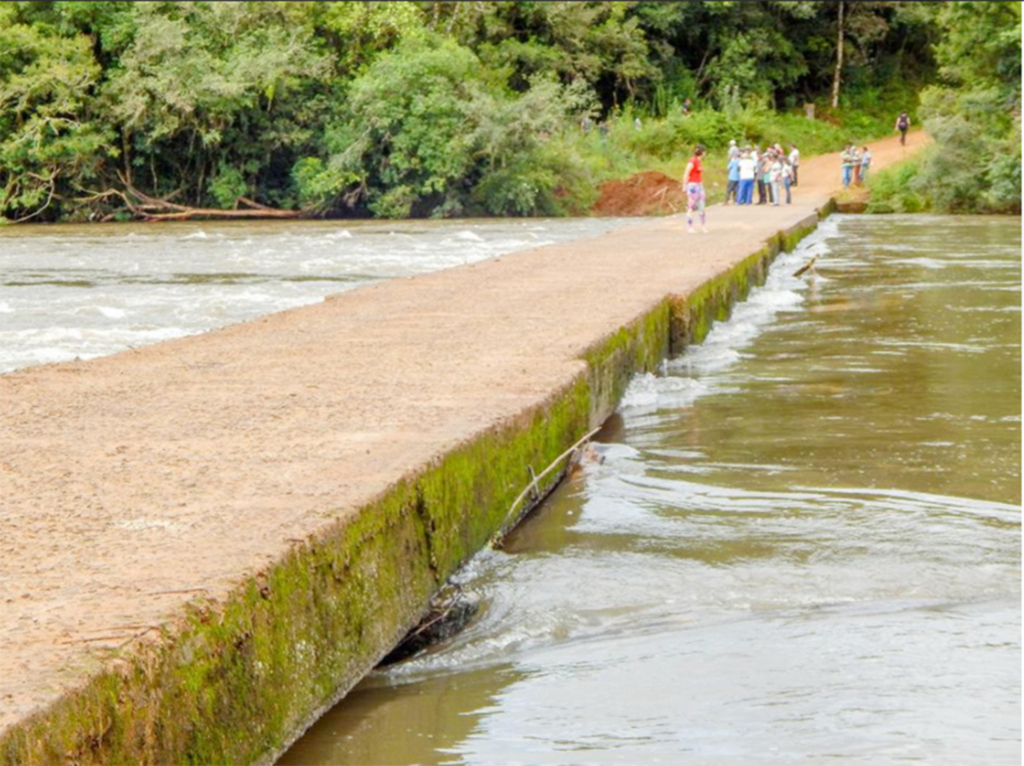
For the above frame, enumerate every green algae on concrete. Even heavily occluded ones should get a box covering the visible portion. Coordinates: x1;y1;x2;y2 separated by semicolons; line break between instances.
0;215;824;766
583;300;673;425
0;383;601;766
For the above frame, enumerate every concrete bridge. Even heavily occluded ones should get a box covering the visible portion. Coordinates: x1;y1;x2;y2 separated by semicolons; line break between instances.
0;133;927;765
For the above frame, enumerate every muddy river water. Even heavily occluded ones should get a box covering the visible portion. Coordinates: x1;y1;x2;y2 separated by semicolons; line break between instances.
280;215;1020;766
1;214;1019;765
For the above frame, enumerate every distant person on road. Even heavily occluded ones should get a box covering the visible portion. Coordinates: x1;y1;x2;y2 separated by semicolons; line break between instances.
757;148;770;204
769;152;784;206
788;144;800;186
727;139;740;160
682;144;707;233
895;111;910;145
841;145;855;189
859;146;872;183
726;152;740;205
737;149;756;205
781;157;794;204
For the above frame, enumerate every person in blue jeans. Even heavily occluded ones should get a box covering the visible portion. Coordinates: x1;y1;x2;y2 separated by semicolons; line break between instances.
737;150;756;205
725;154;740;204
841;145;854;189
859;146;872;184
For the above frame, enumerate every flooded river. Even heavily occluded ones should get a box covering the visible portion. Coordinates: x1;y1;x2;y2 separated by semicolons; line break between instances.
0;217;632;373
2;214;1019;764
280;215;1021;765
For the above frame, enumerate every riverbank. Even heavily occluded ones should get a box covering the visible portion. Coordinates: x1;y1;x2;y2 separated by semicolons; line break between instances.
0;132;928;765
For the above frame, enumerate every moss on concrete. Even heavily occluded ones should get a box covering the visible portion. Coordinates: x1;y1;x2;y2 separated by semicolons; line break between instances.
0;216;823;766
0;385;598;766
582;300;673;424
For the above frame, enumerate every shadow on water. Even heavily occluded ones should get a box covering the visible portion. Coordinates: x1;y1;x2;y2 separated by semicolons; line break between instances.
277;665;525;766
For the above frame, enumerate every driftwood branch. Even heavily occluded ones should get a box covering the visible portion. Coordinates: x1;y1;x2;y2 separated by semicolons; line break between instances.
10;174;57;224
80;171;309;222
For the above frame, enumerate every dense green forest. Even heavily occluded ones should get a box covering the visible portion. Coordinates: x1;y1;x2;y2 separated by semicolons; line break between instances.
0;1;1018;222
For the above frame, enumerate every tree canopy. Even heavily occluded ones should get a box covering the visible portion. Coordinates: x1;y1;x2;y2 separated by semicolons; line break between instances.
0;1;1015;221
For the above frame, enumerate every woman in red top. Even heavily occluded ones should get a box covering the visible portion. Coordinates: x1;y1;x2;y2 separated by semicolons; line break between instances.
683;145;707;233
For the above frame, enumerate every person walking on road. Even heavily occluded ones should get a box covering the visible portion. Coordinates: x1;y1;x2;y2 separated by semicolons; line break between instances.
895;111;910;145
682;144;708;233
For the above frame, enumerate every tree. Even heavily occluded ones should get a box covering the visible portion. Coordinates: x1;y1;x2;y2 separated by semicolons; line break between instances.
0;4;113;221
300;34;595;217
434;1;656;108
101;2;329;207
915;1;1021;213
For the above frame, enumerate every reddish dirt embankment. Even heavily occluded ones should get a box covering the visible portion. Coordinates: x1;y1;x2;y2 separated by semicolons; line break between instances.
592;171;683;216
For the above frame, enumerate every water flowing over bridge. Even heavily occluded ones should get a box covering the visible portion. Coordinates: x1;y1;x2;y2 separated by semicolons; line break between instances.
0;133;928;765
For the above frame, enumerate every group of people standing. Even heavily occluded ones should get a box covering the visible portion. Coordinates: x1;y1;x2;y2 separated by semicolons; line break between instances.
681;129;886;233
724;141;799;208
681;140;800;233
840;144;872;188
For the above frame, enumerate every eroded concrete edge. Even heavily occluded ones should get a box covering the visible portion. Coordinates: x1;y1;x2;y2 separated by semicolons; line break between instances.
0;210;824;766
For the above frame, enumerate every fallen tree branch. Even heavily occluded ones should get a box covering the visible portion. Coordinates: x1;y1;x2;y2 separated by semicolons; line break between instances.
101;172;307;221
9;175;57;224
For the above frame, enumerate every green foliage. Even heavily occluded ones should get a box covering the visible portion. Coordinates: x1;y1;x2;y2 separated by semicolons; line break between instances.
317;1;423;73
913;1;1021;214
0;5;113;219
865;154;929;213
290;156;359;213
102;2;329;207
0;0;1010;221
207;164;247;209
456;1;657;98
315;35;597;217
331;36;486;217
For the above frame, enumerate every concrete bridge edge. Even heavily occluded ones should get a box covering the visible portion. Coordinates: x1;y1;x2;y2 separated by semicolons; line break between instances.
0;208;826;766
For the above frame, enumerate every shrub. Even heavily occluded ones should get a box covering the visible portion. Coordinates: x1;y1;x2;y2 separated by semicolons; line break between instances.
865;154;930;214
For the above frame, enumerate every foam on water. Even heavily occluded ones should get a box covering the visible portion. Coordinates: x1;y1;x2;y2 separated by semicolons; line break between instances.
621;227;831;412
0;217;636;373
275;213;1020;766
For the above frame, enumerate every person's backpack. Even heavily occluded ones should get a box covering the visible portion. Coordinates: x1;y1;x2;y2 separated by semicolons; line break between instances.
898;115;909;130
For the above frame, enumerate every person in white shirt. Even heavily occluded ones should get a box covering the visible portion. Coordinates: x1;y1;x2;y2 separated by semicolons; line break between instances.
788;145;800;186
782;159;794;203
737;150;756;205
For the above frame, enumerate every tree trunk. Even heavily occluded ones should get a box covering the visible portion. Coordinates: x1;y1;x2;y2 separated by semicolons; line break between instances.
832;0;844;109
102;174;307;222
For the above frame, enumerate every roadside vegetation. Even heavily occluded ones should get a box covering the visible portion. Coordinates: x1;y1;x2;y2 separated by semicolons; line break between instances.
0;1;1017;223
866;2;1021;214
